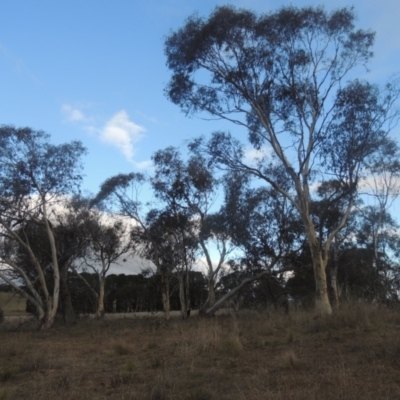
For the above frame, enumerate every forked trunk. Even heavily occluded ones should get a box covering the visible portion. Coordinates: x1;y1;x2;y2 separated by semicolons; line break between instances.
40;310;56;331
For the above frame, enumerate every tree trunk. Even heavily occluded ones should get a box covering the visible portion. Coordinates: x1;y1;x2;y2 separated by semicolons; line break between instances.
200;274;216;313
96;275;106;319
42;199;60;329
178;273;187;319
185;269;191;318
40;312;56;331
312;250;332;315
59;264;76;325
303;215;333;315
161;275;170;321
330;244;340;309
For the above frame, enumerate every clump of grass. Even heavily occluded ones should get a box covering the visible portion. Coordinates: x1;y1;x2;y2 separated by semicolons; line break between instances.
286;331;294;344
109;371;135;389
221;334;243;357
51;375;71;390
185;387;215;400
19;356;53;373
112;340;132;356
0;368;14;383
146;341;158;350
281;350;300;369
149;374;169;400
195;320;221;353
0;389;13;400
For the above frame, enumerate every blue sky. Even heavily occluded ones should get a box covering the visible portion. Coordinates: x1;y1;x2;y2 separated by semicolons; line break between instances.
1;0;399;199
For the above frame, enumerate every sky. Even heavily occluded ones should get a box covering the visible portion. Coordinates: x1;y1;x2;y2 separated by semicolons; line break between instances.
1;0;400;274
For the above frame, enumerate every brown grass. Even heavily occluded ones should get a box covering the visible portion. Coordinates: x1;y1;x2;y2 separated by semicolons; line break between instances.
1;302;400;399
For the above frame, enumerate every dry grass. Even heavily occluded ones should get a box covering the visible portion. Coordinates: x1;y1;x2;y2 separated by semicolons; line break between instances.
1;303;400;399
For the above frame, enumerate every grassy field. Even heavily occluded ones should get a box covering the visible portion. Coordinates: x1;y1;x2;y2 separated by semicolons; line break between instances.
0;291;28;316
1;304;400;399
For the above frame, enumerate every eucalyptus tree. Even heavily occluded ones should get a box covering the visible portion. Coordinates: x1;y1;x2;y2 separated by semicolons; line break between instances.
92;173;180;320
359;138;400;291
152;147;234;312
165;6;400;314
72;207;133;319
133;209;198;320
0;126;86;329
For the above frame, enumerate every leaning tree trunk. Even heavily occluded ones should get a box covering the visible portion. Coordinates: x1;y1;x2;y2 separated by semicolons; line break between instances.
59;263;76;325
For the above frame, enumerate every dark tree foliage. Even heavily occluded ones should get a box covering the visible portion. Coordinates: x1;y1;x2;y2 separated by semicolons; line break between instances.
222;172;304;274
91;173;146;222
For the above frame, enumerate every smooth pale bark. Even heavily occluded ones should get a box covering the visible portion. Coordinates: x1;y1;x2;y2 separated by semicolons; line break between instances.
41;200;60;329
305;218;333;315
0;199;61;330
199;237;227;313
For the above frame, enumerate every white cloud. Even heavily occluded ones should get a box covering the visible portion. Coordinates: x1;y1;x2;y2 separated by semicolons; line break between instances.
62;104;88;122
135;160;153;171
243;146;271;165
100;110;145;161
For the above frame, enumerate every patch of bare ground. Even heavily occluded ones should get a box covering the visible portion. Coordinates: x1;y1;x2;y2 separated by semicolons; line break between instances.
1;303;400;399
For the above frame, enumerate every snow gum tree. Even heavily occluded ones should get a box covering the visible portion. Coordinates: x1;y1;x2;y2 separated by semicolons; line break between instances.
165;6;400;314
0;126;86;329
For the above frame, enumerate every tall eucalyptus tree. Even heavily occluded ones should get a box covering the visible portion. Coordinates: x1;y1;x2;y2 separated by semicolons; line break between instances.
165;6;400;314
